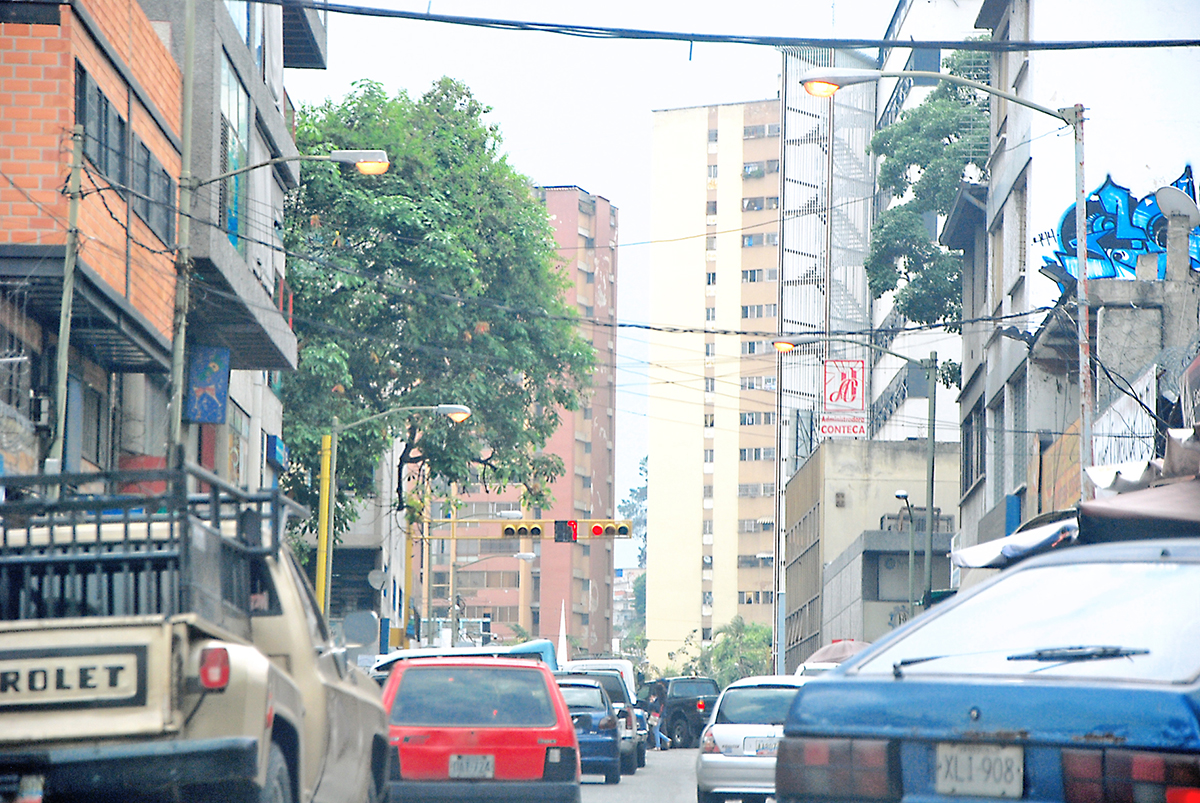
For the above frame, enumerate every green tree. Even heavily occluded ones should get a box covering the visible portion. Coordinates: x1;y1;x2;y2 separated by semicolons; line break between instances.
619;456;648;567
668;617;773;687
866;48;990;329
280;79;595;535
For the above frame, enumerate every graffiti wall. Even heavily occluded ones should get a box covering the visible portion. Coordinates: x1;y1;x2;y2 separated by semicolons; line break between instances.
1044;166;1200;281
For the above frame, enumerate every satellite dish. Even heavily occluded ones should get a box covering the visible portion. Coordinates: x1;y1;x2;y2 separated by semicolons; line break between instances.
367;569;387;590
1155;186;1200;228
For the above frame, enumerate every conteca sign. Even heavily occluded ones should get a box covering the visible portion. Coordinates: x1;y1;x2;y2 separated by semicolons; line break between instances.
822;359;867;437
820;417;868;437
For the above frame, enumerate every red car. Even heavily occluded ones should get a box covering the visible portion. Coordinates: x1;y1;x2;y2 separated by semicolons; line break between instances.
381;656;581;803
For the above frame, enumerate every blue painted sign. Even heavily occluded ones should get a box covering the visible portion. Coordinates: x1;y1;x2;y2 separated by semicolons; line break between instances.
185;346;230;424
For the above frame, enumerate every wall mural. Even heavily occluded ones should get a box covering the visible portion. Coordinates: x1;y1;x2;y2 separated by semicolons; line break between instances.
1043;166;1200;281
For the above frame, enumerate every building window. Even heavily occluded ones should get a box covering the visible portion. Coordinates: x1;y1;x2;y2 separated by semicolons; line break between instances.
706;200;718;214
706;236;717;250
706;272;717;286
991;397;1006;507
739;447;775;462
765;232;779;246
583;441;592;454
962;398;986;490
739;376;777;391
743;197;765;212
220;56;251;254
702;520;714;534
741;304;777;319
74;62;127;189
705;307;716;321
707;164;719;178
742;269;764;283
704;377;715;393
705;343;716;357
704;413;714;428
744;125;766;139
1011;374;1028;489
703;449;714;463
708;129;718;142
703;485;713;498
742;234;763;248
767;123;780;137
766;196;780;209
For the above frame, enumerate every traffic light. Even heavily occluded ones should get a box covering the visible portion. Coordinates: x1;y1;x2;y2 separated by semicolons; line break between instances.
554;520;578;543
502;520;545;538
578;520;632;537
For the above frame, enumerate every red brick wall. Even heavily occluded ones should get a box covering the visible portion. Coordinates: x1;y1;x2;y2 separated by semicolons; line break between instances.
0;0;181;338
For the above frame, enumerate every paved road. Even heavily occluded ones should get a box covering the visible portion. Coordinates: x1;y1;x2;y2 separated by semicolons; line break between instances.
582;746;700;803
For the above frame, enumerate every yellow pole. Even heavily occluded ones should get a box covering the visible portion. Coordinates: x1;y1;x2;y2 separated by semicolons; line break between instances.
315;433;332;611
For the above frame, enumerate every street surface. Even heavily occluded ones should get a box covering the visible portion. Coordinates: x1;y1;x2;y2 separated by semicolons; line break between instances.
581;746;775;803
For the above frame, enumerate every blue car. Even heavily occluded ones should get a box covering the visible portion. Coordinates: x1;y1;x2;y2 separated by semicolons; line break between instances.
556;677;621;785
776;537;1200;803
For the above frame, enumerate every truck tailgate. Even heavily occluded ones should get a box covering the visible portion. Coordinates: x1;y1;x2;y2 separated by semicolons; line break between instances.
0;617;175;743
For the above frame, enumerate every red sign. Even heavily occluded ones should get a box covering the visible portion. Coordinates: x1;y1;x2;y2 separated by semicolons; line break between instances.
822;359;867;437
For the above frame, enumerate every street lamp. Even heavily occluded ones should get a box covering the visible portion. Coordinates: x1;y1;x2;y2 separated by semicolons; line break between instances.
895;490;916;618
774;334;937;606
168;148;390;454
449;551;536;647
798;66;1092;501
315;403;471;618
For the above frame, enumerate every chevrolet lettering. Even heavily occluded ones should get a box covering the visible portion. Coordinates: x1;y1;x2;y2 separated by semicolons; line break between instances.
0;647;143;709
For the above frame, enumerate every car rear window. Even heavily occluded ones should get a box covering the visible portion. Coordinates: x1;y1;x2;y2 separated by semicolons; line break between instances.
715;686;800;725
583;674;629;704
391;666;557;727
559;684;606;710
670;679;719;698
856;560;1200;683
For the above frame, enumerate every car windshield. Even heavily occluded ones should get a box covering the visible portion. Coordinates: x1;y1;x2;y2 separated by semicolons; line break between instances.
857;560;1200;682
715;686;799;725
559;685;606;710
670;679;719;697
390;666;557;727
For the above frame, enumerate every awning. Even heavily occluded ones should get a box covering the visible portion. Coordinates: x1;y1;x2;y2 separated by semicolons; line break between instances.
951;517;1078;569
1078;478;1200;543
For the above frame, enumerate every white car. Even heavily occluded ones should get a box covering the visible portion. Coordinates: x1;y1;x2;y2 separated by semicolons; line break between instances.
695;675;808;803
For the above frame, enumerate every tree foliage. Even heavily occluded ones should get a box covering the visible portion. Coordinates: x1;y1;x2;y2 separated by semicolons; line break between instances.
664;617;773;688
866;48;990;328
280;79;595;534
618;456;648;568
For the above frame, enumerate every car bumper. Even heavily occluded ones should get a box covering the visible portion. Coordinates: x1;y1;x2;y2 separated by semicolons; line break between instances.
387;780;581;803
575;735;619;775
0;736;259;797
695;753;777;794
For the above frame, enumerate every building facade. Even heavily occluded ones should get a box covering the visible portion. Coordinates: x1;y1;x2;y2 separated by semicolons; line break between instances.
646;100;781;669
0;0;312;487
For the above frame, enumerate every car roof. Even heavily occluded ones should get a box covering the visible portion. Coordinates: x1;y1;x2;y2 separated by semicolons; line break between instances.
556;677;603;688
724;674;810;689
392;656;552;670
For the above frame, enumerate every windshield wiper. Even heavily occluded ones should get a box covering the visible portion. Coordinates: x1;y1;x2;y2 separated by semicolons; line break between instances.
1006;645;1149;662
892;655;947;678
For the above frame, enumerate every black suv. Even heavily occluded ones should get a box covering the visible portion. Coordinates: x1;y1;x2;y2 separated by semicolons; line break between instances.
654;675;720;749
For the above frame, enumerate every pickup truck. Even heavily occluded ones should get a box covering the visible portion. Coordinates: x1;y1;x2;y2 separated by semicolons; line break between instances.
658;675;720;749
0;462;388;803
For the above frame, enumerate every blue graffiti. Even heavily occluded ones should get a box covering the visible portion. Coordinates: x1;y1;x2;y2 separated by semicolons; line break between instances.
1045;166;1200;281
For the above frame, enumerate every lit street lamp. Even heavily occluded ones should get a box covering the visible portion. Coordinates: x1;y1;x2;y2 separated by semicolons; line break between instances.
798;66;1092;501
315;403;471;618
774;334;937;607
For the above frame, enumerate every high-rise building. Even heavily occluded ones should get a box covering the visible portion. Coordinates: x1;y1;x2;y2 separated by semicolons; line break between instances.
646;100;781;668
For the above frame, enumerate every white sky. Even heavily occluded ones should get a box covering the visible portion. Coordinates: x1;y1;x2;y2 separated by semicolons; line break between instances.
284;1;896;566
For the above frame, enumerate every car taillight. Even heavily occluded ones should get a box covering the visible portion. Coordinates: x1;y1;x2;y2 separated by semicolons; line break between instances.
697;699;707;713
700;728;722;754
1064;748;1200;803
597;715;617;731
542;746;577;782
199;647;230;690
625;708;636;729
776;737;899;801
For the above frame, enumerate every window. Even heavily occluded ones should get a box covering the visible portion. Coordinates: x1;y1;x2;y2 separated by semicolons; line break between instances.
741;340;767;355
582;305;594;318
739;447;775;462
706;200;718;214
744;125;766;139
961;398;987;491
704;377;716;393
765;232;779;246
703;449;714;463
80;384;107;466
741;304;777;319
992;397;1007;507
702;520;714;534
704;413;714;428
706;236;717;250
743;197;765;212
705;307;716;321
74;63;127;189
1012;375;1028;488
740;411;775;425
742;234;763;248
706;272;717;286
703;485;713;498
707;164;719;178
766;196;780;209
739;376;777;391
708;129;718;142
705;343;716;357
220;57;251;254
702;591;713;606
767;123;780;137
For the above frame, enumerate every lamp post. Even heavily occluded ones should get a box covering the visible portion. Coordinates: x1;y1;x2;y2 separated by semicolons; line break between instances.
449;551;536;647
315;403;470;619
895;490;916;619
798;67;1091;501
168;148;389;455
774;334;937;606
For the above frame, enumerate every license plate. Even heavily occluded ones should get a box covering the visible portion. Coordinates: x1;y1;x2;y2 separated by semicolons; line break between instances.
744;737;779;756
936;743;1024;798
449;754;495;779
